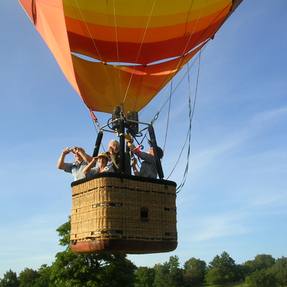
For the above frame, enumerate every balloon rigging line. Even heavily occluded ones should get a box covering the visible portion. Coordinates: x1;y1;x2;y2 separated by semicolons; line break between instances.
73;0;112;85
166;70;193;180
155;0;198;105
150;47;204;125
112;0;123;98
164;1;227;102
112;0;120;63
167;51;201;193
181;0;201;57
162;81;173;153
184;0;196;35
74;0;103;61
131;0;196;115
122;0;157;108
176;51;201;193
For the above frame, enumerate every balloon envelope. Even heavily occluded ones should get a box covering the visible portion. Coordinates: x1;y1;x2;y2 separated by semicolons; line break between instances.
19;0;242;113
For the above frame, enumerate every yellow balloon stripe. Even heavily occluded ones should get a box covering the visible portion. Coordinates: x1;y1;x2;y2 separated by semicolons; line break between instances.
68;0;231;15
64;9;229;43
63;0;231;28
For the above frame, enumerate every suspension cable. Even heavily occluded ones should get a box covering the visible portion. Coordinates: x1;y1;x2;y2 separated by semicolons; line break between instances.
162;81;173;152
166;51;201;193
150;48;203;125
176;52;201;192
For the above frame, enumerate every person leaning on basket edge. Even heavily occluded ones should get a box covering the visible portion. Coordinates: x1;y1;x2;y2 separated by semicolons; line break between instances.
57;146;93;181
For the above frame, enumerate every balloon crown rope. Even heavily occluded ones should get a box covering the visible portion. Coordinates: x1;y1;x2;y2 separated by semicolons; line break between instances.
70;106;177;254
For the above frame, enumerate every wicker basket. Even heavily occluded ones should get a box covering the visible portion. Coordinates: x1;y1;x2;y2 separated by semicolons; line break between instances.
70;173;177;254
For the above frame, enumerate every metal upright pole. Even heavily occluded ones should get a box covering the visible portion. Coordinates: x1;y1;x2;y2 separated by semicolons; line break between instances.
92;130;103;157
119;116;125;174
148;125;164;179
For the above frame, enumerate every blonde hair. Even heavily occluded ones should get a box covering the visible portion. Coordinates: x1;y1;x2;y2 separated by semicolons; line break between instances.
108;140;119;153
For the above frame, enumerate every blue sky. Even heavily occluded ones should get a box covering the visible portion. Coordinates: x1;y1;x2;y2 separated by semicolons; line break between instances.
1;0;287;277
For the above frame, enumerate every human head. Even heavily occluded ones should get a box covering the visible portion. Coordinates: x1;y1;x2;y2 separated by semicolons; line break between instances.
149;146;164;159
108;140;120;154
71;147;84;163
97;153;109;167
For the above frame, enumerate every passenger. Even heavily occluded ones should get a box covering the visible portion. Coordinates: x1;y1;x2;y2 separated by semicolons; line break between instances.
107;139;120;172
83;152;112;176
57;146;92;181
107;138;131;174
129;143;164;179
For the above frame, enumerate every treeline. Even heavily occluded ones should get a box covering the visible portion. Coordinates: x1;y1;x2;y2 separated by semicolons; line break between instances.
1;221;286;287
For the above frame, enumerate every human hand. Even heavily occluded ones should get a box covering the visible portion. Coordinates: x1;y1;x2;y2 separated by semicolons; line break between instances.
62;147;71;155
132;145;142;153
77;147;85;153
91;157;97;162
127;142;135;149
125;134;133;143
71;147;81;155
131;157;137;166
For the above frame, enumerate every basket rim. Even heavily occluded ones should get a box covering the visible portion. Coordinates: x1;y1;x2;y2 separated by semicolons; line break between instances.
71;172;177;187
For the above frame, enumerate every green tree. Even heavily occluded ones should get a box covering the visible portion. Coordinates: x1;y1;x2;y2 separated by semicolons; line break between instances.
167;256;184;287
205;251;239;285
153;263;171;287
245;269;278;287
153;256;183;287
0;270;19;287
56;221;70;246
33;265;52;287
269;257;287;287
134;267;155;287
49;220;136;287
18;268;39;287
183;257;206;286
243;254;275;276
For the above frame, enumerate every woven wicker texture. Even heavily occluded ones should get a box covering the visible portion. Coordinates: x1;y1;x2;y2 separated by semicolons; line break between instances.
70;176;177;252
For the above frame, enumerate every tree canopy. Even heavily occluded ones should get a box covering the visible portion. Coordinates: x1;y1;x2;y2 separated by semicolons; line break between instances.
183;257;206;286
205;251;240;285
0;221;285;287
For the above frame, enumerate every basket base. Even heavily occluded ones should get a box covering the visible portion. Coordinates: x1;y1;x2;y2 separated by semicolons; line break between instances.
70;239;177;254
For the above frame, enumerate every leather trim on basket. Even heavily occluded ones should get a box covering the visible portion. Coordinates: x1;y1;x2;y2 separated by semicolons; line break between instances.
70;239;177;254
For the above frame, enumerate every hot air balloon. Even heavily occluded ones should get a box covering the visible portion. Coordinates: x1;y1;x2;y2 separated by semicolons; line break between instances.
19;0;243;254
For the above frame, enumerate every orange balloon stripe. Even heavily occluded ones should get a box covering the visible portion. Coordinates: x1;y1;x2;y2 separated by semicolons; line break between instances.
64;6;230;44
67;15;226;64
